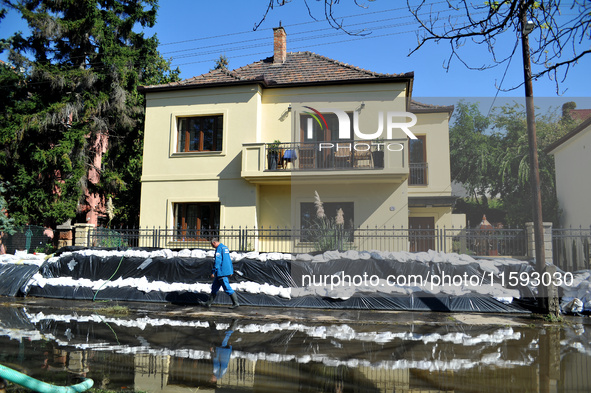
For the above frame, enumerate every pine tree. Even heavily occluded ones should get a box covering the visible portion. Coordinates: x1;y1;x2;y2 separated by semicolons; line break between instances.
0;0;179;227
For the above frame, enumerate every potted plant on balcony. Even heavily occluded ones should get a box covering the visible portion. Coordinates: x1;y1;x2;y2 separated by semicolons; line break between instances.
267;140;281;170
372;138;384;168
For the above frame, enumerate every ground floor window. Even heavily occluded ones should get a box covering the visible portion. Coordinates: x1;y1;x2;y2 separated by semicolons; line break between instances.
300;201;354;244
174;202;220;240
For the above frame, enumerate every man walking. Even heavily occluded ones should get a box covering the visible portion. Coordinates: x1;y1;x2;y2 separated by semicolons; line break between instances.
201;238;240;309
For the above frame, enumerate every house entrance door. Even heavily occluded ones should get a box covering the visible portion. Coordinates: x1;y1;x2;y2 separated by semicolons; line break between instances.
409;217;435;252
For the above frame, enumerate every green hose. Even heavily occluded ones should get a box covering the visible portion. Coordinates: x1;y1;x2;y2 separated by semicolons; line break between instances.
92;255;124;302
0;364;93;393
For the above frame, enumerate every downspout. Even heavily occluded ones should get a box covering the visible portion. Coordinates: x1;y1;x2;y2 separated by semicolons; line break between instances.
0;364;94;393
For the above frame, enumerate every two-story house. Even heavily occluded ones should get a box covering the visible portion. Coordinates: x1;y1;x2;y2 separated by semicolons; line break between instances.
138;27;464;252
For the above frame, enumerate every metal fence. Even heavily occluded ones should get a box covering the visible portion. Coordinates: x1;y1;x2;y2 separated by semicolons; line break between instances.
443;227;528;256
87;226;530;256
1;225;52;254
553;227;591;272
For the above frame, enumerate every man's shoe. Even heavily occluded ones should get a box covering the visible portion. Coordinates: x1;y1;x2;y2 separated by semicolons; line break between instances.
229;293;240;309
199;293;216;308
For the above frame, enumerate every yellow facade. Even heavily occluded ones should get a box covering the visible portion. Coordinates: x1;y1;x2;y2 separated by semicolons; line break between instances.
139;70;464;251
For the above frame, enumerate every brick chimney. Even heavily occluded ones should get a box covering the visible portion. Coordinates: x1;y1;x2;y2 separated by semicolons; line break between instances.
273;26;286;64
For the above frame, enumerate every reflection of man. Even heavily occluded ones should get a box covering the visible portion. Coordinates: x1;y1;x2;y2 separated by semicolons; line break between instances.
200;238;239;308
209;321;237;384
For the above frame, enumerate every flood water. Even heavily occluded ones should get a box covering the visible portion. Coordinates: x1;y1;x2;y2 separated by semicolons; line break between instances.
1;302;591;393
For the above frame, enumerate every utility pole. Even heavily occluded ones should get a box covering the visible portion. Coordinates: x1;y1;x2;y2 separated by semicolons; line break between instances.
520;1;558;316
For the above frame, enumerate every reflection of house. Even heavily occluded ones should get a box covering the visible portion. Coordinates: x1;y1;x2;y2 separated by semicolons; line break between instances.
135;354;436;393
138;27;464;251
547;116;591;228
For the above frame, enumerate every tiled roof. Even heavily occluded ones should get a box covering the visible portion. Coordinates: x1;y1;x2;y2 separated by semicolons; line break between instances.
569;109;591;122
141;51;413;91
233;51;410;84
409;100;454;114
158;68;246;88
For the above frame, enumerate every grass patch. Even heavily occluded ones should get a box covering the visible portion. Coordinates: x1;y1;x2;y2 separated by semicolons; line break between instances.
528;313;564;323
95;305;130;316
542;313;563;323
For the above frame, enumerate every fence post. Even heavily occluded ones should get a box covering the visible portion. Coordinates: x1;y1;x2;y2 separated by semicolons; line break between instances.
238;227;244;252
526;222;553;265
54;221;74;249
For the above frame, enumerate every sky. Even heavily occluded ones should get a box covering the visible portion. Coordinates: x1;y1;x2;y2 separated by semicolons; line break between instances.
1;0;590;111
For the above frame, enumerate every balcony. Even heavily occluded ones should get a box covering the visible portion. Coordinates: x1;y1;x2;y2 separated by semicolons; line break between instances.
241;140;409;184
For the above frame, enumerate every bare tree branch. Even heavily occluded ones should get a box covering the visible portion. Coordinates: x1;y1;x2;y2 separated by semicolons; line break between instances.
407;0;591;92
254;0;372;36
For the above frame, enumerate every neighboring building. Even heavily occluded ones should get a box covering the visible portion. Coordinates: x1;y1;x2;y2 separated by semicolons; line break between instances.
569;108;591;122
547;116;591;228
138;27;464;251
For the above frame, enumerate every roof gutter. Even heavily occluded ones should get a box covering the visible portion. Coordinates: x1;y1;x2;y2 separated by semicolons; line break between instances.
138;73;414;94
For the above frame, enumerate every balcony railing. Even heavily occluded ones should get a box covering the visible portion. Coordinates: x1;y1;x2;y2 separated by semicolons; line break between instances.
409;162;428;185
265;141;388;171
241;140;408;182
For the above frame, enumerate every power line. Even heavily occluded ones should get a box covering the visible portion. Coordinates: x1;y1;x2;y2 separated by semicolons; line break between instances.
161;14;424;56
157;3;448;47
165;10;487;63
169;20;422;60
159;4;463;58
5;7;481;80
171;28;421;68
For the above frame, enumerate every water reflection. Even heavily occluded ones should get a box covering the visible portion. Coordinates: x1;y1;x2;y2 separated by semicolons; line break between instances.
0;305;590;392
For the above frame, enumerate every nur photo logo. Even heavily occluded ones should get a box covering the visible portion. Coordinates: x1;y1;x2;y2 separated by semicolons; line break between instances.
303;106;418;141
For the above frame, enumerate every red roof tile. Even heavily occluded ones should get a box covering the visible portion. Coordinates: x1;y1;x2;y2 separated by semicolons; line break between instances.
141;51;413;91
569;109;591;122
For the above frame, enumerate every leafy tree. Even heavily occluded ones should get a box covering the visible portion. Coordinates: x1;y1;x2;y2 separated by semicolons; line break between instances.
449;101;498;201
492;103;576;226
0;0;179;228
450;101;578;227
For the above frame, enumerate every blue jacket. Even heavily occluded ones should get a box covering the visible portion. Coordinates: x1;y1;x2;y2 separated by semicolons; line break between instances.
213;243;233;277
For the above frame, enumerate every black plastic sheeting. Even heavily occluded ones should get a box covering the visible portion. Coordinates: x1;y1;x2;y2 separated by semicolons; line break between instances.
0;306;37;331
0;264;40;296
27;284;529;313
40;252;293;287
18;249;539;313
